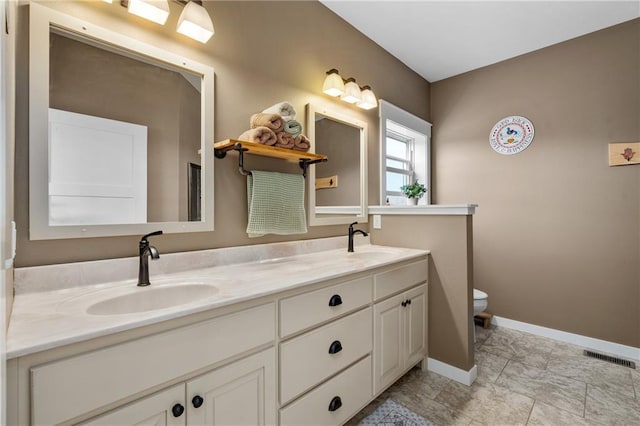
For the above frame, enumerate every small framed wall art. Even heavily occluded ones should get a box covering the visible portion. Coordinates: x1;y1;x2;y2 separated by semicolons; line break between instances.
489;115;535;155
608;142;640;166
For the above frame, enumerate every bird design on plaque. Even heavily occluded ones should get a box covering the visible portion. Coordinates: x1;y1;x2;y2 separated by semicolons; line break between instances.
621;147;636;162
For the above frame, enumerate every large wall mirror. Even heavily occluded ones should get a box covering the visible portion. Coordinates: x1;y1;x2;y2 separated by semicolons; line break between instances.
29;3;214;240
306;103;367;226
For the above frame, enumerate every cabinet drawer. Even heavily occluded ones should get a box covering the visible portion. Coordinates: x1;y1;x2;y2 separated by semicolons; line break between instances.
280;308;372;405
280;275;373;337
374;260;427;301
31;303;275;425
280;355;372;426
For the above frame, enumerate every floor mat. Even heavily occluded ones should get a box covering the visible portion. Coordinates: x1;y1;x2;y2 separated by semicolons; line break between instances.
358;399;434;426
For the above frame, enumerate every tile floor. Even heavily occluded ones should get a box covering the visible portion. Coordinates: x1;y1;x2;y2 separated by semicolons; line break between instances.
349;325;640;425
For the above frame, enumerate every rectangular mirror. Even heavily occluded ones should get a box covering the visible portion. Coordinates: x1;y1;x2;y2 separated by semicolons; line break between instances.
29;3;214;240
306;103;368;226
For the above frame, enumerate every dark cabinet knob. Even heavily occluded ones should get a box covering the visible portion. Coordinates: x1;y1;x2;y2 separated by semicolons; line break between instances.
328;294;343;307
171;403;185;418
407;299;412;306
328;340;343;354
192;395;204;408
328;396;342;412
401;300;407;307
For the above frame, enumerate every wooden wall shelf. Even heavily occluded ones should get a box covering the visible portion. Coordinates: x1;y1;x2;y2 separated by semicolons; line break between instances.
213;139;327;177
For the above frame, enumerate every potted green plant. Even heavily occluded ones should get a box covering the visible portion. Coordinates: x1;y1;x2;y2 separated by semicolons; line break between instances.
400;181;427;205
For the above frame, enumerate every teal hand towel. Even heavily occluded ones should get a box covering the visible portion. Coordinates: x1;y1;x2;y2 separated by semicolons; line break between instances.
247;171;307;238
283;120;302;137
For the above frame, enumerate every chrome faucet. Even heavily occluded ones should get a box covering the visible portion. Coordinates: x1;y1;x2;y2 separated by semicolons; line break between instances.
138;230;163;286
348;221;368;252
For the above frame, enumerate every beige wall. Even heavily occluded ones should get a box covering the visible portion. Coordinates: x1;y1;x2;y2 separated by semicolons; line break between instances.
431;20;640;347
14;0;430;267
370;215;474;371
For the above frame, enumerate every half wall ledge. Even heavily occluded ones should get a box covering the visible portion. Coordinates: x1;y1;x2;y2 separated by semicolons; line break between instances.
368;204;478;215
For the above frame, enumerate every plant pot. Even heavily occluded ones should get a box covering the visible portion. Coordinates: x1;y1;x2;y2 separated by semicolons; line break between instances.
407;198;419;206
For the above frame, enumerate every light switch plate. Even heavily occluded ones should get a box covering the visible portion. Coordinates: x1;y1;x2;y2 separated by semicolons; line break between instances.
373;215;382;229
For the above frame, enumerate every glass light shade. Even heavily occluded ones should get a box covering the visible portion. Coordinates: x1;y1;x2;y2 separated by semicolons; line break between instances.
340;78;362;104
102;0;113;3
127;0;169;25
322;69;345;97
357;86;378;110
177;1;215;43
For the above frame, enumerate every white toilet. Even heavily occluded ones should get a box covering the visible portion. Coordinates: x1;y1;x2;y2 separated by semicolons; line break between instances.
473;289;489;316
473;289;489;343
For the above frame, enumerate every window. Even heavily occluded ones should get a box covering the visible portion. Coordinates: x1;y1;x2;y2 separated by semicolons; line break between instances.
379;100;432;206
385;131;415;205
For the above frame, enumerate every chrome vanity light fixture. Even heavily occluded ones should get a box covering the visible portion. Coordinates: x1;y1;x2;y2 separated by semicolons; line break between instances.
321;69;377;110
118;0;214;43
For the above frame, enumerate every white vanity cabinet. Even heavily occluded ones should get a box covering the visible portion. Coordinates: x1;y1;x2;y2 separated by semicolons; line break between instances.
29;303;276;425
8;251;429;426
77;384;186;426
80;349;276;426
372;261;428;395
278;276;374;425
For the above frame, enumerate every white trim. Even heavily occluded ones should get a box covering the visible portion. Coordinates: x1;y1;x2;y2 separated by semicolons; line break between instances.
29;3;215;240
315;206;361;215
379;100;432;206
306;103;368;226
492;316;640;362
369;204;477;216
428;357;478;386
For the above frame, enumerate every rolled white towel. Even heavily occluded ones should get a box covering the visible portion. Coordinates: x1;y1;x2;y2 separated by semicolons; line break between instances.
263;101;296;122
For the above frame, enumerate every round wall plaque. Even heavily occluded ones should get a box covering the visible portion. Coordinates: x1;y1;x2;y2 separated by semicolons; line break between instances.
489;116;535;155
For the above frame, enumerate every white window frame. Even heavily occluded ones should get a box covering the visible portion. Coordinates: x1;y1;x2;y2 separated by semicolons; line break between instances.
379;100;432;205
384;131;415;198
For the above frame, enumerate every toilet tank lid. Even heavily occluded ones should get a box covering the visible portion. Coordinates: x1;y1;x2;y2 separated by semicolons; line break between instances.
474;289;488;300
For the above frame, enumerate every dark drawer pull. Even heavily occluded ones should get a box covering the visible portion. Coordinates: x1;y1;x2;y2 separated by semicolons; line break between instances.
328;294;343;307
328;396;342;412
328;340;343;354
192;395;204;408
171;403;185;418
401;300;407;307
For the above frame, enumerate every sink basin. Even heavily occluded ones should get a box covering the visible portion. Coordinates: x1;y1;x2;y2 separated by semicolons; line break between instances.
257;257;294;265
347;251;393;261
87;284;219;315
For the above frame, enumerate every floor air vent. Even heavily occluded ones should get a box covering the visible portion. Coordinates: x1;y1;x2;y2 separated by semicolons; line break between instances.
583;350;636;369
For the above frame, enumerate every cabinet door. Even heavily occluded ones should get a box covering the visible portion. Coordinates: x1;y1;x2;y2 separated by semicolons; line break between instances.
186;348;276;426
404;284;428;368
77;384;185;426
373;293;404;395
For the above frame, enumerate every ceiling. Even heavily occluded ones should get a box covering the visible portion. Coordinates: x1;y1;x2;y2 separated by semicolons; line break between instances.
320;1;640;82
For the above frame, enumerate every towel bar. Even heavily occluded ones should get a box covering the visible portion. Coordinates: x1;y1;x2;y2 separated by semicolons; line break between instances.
213;139;328;178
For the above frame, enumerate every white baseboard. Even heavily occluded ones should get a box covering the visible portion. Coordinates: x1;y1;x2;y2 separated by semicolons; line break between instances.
428;357;477;386
491;316;640;362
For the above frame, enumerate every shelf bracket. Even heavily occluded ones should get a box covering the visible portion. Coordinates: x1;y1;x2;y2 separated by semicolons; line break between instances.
235;144;252;176
299;158;328;178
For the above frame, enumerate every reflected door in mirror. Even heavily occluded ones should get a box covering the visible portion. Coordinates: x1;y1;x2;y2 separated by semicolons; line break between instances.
49;31;201;224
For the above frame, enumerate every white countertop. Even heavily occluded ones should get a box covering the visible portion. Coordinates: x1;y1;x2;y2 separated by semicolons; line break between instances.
7;243;428;359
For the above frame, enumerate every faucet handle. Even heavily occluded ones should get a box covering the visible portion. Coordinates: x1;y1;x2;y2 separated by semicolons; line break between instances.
349;221;358;228
140;230;163;245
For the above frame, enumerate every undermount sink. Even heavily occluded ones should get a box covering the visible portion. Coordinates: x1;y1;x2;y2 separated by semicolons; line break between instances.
347;251;393;261
87;284;219;316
